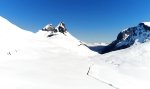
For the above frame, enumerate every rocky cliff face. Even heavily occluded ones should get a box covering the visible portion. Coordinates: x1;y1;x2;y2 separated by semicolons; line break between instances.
100;22;150;54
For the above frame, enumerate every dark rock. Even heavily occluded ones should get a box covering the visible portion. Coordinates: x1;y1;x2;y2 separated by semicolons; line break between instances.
139;23;150;30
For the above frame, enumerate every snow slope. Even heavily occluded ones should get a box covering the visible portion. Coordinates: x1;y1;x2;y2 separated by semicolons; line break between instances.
0;16;35;55
0;16;34;37
0;16;113;89
89;42;150;89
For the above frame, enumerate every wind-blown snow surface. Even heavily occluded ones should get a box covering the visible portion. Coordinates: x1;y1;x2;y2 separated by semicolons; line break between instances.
0;16;114;89
89;42;150;89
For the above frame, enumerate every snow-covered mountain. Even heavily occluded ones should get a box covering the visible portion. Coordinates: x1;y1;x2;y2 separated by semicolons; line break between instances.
100;22;150;53
0;16;96;56
0;16;116;89
39;22;67;37
36;22;97;56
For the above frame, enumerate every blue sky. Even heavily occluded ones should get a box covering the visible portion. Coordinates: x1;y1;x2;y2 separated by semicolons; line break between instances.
0;0;150;42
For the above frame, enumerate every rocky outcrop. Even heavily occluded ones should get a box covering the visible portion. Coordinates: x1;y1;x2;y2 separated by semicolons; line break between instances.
55;22;67;34
42;24;55;31
41;22;67;37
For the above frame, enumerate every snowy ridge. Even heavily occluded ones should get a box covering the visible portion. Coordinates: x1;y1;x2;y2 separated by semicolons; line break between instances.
0;16;35;55
0;16;34;37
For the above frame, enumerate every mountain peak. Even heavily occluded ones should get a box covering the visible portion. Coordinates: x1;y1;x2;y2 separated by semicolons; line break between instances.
140;22;150;27
42;24;54;31
40;22;67;37
139;22;150;30
55;22;67;32
57;22;66;28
